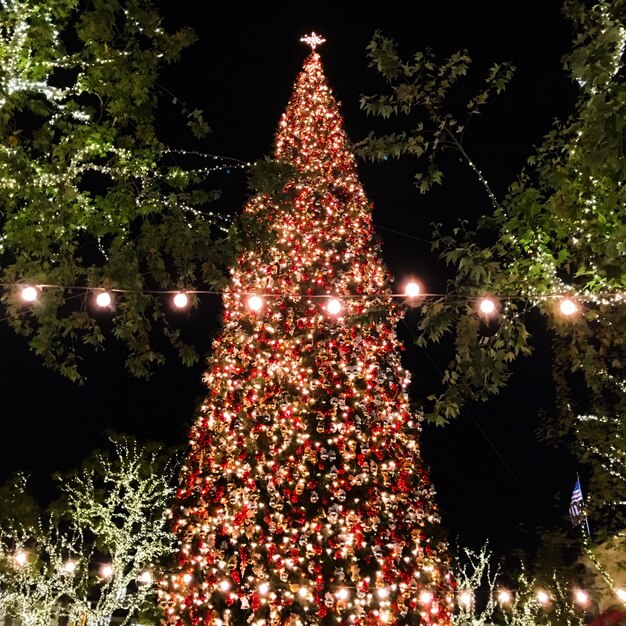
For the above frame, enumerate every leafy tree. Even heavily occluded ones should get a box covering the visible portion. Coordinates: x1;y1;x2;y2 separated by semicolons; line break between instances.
357;0;626;542
0;0;241;382
0;472;41;528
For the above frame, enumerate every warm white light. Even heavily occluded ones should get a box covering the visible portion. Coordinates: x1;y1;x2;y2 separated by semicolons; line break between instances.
96;291;112;308
21;286;38;302
459;590;473;606
419;590;433;605
326;298;342;315
404;281;420;298
498;589;512;604
182;573;192;584
139;570;153;584
248;295;263;312
14;551;27;566
616;588;626;602
536;590;549;604
336;588;349;601
259;582;270;595
63;560;76;574
219;580;230;592
100;564;113;578
575;589;589;605
173;292;189;308
377;587;389;599
560;297;577;316
298;586;308;598
479;297;496;314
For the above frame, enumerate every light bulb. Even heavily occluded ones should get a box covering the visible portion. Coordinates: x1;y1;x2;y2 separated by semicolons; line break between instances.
498;590;512;604
219;580;230;592
419;590;433;605
616;588;626;602
326;298;342;315
248;295;263;312
95;291;112;308
259;582;270;595
173;292;189;308
21;286;38;302
404;281;420;298
100;564;113;578
14;551;27;566
336;588;349;601
63;560;76;574
575;589;589;605
139;570;153;584
479;297;495;314
459;590;472;606
536;590;549;604
560;297;577;316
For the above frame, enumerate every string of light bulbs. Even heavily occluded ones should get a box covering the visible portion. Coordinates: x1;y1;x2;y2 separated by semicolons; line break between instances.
8;546;606;613
7;281;624;318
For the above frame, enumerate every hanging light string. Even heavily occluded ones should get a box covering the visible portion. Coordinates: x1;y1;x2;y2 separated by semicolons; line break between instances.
5;280;625;318
6;545;610;613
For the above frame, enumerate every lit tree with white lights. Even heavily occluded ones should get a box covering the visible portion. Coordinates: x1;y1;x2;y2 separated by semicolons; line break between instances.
0;437;175;626
160;35;453;626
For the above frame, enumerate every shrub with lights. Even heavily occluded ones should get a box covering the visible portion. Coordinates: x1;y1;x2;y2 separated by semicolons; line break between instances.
0;437;175;626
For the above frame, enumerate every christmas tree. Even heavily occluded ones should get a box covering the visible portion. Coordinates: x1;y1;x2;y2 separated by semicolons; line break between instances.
160;34;453;626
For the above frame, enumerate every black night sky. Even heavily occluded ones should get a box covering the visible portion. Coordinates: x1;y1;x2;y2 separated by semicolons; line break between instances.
1;1;584;561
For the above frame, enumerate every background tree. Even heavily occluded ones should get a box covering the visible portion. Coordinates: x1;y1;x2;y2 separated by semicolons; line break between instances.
357;0;626;541
0;519;84;626
450;544;590;626
0;0;242;381
0;435;177;625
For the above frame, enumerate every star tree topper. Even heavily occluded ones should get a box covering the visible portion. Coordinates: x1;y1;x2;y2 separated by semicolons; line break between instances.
300;32;326;50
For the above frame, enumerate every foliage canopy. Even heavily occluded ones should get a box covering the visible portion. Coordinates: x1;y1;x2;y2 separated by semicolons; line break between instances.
0;0;240;381
358;0;626;539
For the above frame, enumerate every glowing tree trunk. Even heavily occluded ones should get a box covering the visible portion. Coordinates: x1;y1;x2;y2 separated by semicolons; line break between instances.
161;37;454;626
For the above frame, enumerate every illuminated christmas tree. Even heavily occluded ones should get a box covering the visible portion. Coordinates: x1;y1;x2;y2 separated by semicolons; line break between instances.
161;34;453;626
